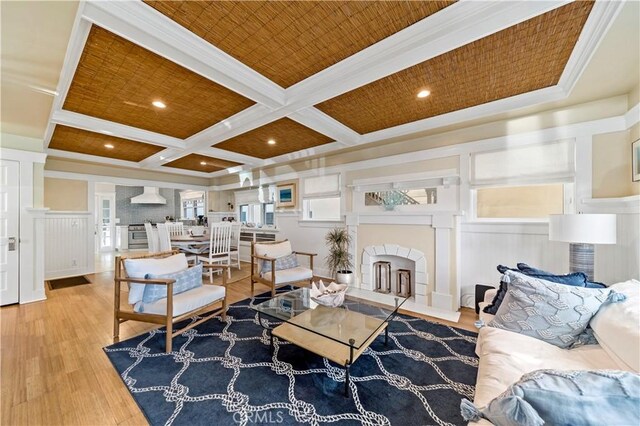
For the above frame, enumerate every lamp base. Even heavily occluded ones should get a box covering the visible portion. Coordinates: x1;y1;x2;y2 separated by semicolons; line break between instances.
569;243;594;281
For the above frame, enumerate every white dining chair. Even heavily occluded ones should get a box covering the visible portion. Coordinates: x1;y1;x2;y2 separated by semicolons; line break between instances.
229;222;242;270
197;222;232;281
156;223;173;252
144;222;160;254
165;222;185;237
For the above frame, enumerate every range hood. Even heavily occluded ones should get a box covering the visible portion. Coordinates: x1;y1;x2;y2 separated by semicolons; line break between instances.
131;187;167;204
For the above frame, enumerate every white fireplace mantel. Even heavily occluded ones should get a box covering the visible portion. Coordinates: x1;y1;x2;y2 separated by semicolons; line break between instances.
346;210;462;320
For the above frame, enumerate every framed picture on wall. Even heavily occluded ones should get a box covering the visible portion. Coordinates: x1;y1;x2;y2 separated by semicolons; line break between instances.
631;139;640;182
277;183;296;208
633;139;640;182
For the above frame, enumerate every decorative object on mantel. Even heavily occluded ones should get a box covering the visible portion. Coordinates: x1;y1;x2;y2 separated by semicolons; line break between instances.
373;261;392;293
548;214;617;281
310;280;347;307
276;183;296;208
395;269;412;297
633;139;640;182
381;190;405;211
325;228;354;284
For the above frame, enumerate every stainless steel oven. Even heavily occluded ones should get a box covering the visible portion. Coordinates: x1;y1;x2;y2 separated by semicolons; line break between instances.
128;224;149;249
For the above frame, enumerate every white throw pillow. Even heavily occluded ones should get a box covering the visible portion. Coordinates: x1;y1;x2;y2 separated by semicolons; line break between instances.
123;253;189;305
590;279;640;372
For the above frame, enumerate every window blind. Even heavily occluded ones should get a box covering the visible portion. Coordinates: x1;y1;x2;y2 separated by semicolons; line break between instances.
470;139;575;186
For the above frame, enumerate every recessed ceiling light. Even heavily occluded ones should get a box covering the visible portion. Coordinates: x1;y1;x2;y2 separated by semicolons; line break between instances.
417;90;431;99
200;161;207;166
267;139;276;145
104;144;114;149
152;100;167;108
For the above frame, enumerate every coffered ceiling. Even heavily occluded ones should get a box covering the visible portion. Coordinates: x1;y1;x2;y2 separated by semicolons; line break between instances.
38;0;623;179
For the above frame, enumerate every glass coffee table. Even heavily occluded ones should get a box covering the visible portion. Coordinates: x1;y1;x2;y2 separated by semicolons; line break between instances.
252;287;408;397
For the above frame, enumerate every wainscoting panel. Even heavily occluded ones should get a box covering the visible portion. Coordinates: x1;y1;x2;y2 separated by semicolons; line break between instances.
459;223;568;307
44;212;94;280
596;213;640;284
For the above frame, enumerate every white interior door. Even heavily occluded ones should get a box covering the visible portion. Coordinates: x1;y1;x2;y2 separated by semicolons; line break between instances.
96;193;116;252
0;159;20;306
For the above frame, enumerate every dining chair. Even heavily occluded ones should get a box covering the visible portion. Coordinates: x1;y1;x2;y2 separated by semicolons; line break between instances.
229;222;242;270
156;223;173;252
165;222;186;237
197;222;232;281
144;223;160;254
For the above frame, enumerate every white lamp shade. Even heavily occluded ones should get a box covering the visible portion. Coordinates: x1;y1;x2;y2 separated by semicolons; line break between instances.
549;214;617;244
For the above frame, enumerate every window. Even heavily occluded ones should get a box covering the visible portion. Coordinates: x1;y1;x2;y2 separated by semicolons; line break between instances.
180;191;205;219
302;174;341;221
470;140;574;220
476;184;565;219
239;203;274;225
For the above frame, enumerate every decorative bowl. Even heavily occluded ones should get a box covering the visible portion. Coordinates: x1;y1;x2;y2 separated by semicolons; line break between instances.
310;280;348;307
190;226;205;236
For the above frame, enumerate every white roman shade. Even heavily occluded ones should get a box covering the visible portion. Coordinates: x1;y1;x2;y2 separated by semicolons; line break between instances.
470;139;575;186
303;174;340;197
234;189;260;205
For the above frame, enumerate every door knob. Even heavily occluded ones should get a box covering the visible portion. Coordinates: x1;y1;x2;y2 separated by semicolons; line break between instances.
8;237;16;251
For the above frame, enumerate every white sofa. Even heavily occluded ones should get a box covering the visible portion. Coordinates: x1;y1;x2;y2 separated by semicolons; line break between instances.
471;279;640;425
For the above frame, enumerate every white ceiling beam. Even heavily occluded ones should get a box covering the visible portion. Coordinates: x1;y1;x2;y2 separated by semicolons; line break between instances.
288;108;361;147
196;148;265;168
43;4;90;148
51;110;186;149
82;0;285;108
284;0;571;108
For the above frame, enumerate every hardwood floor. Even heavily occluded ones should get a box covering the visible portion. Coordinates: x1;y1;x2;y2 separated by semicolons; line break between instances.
1;268;477;425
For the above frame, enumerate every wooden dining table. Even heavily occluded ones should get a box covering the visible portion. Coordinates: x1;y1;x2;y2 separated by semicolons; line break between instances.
170;234;210;253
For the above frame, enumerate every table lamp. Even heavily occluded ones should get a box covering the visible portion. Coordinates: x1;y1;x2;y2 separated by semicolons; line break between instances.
548;214;617;281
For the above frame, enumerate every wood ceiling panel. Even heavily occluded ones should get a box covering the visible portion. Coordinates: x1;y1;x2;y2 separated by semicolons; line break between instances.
316;2;594;134
63;26;254;139
49;125;164;162
163;154;241;173
144;1;453;88
214;118;333;159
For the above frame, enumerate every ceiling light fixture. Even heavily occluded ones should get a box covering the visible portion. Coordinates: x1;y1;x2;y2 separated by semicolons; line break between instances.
104;144;114;149
267;139;276;145
152;100;167;108
417;90;431;98
160;156;166;160
100;130;113;135
200;161;207;166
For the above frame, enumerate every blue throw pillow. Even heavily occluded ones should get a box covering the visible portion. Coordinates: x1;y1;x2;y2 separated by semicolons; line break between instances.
488;270;624;349
261;253;299;274
461;369;640;426
141;264;203;306
517;263;606;288
484;266;589;315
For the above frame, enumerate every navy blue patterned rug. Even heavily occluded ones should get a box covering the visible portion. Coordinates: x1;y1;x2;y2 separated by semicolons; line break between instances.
104;287;478;425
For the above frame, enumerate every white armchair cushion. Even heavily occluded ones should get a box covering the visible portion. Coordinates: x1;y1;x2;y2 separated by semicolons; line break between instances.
124;254;188;305
254;241;292;258
261;266;312;284
138;284;225;317
590;279;640;372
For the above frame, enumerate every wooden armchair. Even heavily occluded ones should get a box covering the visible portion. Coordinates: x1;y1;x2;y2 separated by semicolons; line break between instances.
113;251;228;353
250;240;316;296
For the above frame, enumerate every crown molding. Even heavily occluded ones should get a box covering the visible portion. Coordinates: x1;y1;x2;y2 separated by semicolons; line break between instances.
43;170;210;191
50;110;186;149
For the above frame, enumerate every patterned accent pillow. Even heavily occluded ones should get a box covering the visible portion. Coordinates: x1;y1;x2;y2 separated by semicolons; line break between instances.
517;263;606;288
461;369;640;426
261;253;299;274
140;264;203;307
488;270;624;349
484;265;589;316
